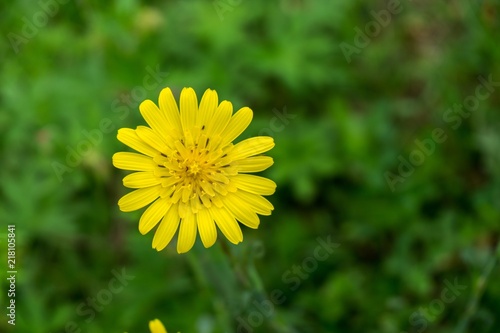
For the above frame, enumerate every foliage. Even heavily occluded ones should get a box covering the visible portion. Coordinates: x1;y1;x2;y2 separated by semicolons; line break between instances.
1;0;499;332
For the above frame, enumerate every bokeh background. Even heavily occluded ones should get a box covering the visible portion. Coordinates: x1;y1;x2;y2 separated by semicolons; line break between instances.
1;0;500;332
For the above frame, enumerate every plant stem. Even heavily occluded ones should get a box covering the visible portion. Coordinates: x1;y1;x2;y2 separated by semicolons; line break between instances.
453;239;500;333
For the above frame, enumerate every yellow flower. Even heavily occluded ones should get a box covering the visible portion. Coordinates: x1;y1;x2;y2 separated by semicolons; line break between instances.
124;319;171;333
149;319;168;333
113;87;276;253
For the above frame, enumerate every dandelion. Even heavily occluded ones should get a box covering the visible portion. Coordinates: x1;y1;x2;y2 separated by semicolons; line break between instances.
125;318;171;333
113;87;276;253
148;319;168;333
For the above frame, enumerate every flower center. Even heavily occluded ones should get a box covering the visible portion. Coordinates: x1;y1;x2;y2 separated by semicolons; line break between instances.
153;136;238;216
186;161;201;176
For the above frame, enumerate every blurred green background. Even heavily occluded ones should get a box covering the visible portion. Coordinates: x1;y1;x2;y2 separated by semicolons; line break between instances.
1;0;500;332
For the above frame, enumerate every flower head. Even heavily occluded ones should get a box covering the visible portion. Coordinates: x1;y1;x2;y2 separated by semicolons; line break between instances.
149;319;168;333
113;88;276;253
125;319;170;333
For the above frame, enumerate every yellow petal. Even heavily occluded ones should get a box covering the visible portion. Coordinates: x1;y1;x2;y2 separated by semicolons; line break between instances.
158;88;182;139
161;176;182;188
235;156;274;173
206;101;232;138
223;193;260;229
213;182;228;195
180;87;198;135
199;193;212;208
174;140;190;160
199;180;216;197
230;137;274;161
197;89;218;129
190;195;202;214
177;213;197;253
139;100;171;138
139;198;172;235
219;107;253;148
197;209;217;248
233;190;274;216
123;171;161;188
117;128;157;157
178;200;188;218
152;205;180;251
231;174;276;195
118;186;162;212
211;172;229;184
113;152;156;171
209;206;243;244
149;319;167;333
136;126;173;153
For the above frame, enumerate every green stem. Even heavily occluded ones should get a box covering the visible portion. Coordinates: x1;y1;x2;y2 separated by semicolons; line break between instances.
453;239;500;333
187;240;295;332
186;242;235;332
